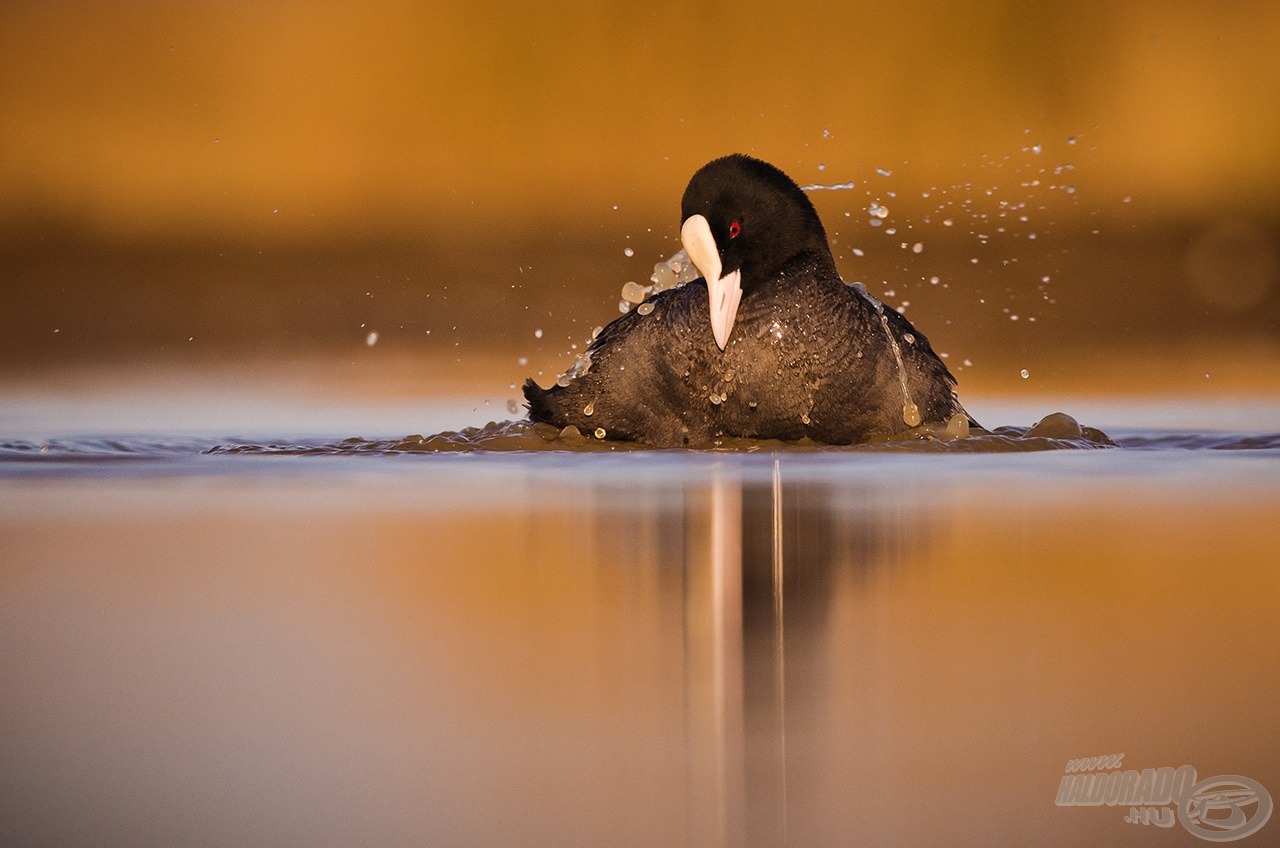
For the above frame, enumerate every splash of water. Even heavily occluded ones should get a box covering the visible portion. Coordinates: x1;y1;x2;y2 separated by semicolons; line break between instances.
799;181;858;191
616;250;702;311
184;413;1121;455
847;284;918;427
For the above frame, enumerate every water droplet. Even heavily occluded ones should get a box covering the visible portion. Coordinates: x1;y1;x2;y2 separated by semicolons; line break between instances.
556;374;572;387
903;402;921;427
945;413;970;439
506;399;519;415
709;393;722;405
1020;369;1030;379
637;302;654;316
624;247;634;257
1067;135;1077;145
929;275;940;285
518;356;529;366
852;248;865;257
618;300;631;313
1031;143;1042;155
868;202;889;219
1065;185;1076;195
534;328;543;339
911;242;923;253
943;218;954;227
621;281;648;303
583;402;594;416
801;414;810;424
594;427;606;439
818;162;826;171
903;333;915;344
748;401;758;409
876;167;892;177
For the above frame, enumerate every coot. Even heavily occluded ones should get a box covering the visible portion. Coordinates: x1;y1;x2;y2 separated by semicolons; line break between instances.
524;154;975;446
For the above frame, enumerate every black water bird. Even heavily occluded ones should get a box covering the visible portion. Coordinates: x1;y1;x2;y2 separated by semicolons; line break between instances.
524;154;975;446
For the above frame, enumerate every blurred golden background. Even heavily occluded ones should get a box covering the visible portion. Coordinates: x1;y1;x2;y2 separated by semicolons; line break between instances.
2;1;1278;398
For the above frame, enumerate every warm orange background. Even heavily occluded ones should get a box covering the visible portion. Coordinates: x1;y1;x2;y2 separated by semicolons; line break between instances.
2;1;1277;396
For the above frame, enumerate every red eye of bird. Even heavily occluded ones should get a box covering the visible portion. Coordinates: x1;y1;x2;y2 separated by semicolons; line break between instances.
729;221;741;238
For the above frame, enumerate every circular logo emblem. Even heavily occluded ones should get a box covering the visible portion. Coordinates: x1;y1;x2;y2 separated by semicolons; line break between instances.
1178;775;1273;842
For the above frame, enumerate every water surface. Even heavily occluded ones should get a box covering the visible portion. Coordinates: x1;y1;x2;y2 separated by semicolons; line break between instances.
2;391;1278;848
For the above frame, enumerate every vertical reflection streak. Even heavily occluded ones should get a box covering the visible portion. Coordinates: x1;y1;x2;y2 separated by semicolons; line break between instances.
686;471;746;847
772;459;788;846
710;472;745;847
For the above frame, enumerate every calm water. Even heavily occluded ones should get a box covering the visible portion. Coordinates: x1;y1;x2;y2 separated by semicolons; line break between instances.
2;386;1278;848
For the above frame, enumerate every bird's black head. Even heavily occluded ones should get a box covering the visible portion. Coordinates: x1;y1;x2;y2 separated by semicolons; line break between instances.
679;154;833;349
680;154;832;291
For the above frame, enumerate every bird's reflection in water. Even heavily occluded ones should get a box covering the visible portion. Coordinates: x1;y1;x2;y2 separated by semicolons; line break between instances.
672;463;935;848
3;462;1276;848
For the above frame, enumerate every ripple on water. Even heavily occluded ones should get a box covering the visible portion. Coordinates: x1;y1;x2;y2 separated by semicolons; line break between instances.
203;414;1118;454
5;418;1280;462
